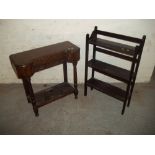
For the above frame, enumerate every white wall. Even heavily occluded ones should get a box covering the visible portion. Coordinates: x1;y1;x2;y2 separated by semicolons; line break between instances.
0;19;155;83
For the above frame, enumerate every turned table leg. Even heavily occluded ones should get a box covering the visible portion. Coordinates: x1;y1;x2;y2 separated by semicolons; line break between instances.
73;62;78;99
22;77;39;116
63;61;68;83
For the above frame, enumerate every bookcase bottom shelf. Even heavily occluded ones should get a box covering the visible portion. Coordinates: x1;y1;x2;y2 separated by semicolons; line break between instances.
87;78;126;102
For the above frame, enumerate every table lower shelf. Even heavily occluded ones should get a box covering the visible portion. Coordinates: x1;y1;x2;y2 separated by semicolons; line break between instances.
35;82;75;108
87;78;126;102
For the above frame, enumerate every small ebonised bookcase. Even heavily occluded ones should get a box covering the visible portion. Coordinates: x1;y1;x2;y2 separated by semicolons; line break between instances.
84;26;146;115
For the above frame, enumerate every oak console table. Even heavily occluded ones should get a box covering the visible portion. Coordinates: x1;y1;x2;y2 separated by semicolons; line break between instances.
10;41;80;116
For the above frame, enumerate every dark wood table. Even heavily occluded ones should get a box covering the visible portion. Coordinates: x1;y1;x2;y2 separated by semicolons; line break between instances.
10;41;80;116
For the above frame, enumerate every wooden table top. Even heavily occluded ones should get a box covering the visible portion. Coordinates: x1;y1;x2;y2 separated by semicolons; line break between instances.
9;41;80;78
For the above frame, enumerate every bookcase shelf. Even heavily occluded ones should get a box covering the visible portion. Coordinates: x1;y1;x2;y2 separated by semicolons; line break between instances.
88;59;131;83
87;78;126;102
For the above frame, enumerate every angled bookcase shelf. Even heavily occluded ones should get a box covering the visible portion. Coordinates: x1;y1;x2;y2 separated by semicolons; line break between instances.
84;26;146;115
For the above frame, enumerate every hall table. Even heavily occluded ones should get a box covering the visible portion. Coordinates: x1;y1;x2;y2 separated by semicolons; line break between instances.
9;41;80;116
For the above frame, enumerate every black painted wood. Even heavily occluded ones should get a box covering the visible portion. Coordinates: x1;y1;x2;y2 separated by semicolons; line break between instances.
89;38;136;56
96;30;143;44
84;34;89;96
88;59;131;83
91;26;98;83
95;47;136;62
87;78;126;102
127;36;146;107
84;26;146;115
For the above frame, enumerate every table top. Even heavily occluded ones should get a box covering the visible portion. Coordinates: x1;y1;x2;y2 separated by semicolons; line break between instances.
9;41;80;78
